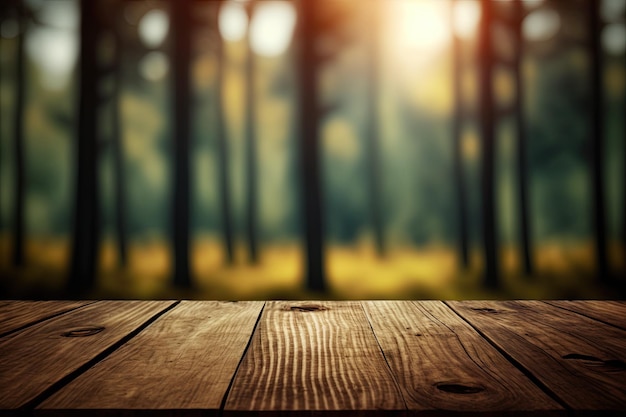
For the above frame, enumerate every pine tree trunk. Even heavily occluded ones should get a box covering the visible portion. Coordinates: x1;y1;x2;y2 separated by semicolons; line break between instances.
298;0;326;292
112;28;127;267
513;0;532;276
451;1;469;269
171;0;192;287
478;0;499;289
69;0;101;294
366;0;385;257
12;2;25;267
215;4;234;265
245;2;258;264
588;0;609;284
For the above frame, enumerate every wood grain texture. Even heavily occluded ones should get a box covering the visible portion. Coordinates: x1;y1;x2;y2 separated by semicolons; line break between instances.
0;300;175;410
38;301;264;416
0;301;93;337
544;300;626;331
363;301;563;415
448;300;626;414
224;301;405;416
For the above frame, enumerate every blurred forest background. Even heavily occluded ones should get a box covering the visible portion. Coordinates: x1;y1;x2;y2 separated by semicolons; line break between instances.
0;0;624;300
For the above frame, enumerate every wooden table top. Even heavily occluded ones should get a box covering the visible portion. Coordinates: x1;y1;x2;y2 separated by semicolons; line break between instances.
0;300;624;416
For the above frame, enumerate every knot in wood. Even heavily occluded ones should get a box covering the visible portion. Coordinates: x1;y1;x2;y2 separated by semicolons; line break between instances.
435;382;485;394
563;353;626;372
286;304;327;312
470;307;498;313
61;326;105;337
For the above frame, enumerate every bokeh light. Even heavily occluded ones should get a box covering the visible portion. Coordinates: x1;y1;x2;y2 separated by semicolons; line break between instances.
603;23;626;55
250;1;296;57
138;9;169;48
219;1;248;43
523;9;560;42
452;0;480;40
139;51;169;81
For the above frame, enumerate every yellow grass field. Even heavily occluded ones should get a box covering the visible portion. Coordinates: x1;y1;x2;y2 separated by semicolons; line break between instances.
0;234;624;300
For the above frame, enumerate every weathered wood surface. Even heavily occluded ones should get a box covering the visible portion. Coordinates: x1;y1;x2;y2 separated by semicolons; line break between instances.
0;300;93;337
545;300;626;331
363;301;563;415
39;301;264;416
447;300;626;414
0;300;624;416
224;301;405;415
0;300;175;409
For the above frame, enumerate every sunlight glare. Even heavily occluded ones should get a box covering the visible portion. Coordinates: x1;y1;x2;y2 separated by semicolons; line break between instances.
250;2;296;57
219;1;248;42
26;27;77;90
138;9;169;48
390;0;450;52
452;1;481;40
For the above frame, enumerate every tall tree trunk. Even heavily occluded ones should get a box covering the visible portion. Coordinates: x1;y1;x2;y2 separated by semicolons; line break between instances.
451;1;469;269
171;0;192;287
12;1;25;267
298;0;326;292
215;4;234;265
478;0;498;289
112;28;127;267
366;0;385;257
513;0;532;276
69;0;100;294
588;0;609;284
245;1;258;264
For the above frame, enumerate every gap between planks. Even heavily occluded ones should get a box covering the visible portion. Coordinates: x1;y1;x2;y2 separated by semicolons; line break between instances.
37;301;266;416
218;301;267;413
3;301;623;415
442;300;573;413
0;300;181;412
362;301;563;416
26;300;182;410
446;300;626;413
0;300;98;338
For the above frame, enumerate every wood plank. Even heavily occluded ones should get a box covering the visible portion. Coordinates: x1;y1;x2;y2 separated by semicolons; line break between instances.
363;301;563;415
544;300;626;331
0;300;176;411
224;301;405;416
448;300;626;414
0;301;94;337
38;301;264;416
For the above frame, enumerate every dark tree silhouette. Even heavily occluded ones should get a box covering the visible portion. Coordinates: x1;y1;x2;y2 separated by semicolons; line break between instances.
296;0;329;292
587;0;609;284
69;0;101;294
214;1;235;265
105;4;128;267
512;0;533;276
478;0;499;289
244;0;258;264
111;15;128;267
11;0;26;267
171;0;192;287
365;0;385;257
450;0;469;269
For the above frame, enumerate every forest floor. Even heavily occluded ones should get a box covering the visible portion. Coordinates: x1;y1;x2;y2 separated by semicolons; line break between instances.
0;234;624;300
